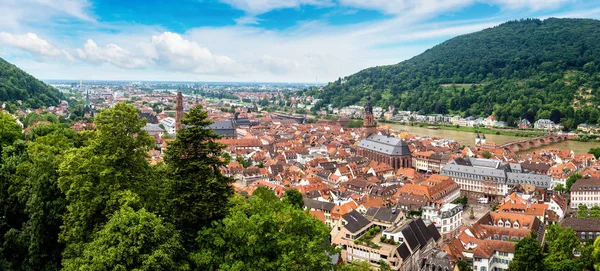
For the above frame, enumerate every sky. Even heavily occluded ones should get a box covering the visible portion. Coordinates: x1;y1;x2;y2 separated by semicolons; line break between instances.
1;0;600;83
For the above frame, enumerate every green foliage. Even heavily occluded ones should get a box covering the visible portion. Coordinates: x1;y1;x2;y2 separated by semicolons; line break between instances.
578;204;589;218
482;151;492;159
577;240;598;271
594;237;600;271
457;260;472;271
282;189;304;209
0;102;336;271
509;236;544;271
554;183;566;194
191;194;335;271
338;260;372;271
491;202;499;211
310;18;600;129
589;147;600;159
236;156;252;168
452;196;468;206
58;103;154;264
566;173;582;192
0;58;63;109
0;112;23;148
63;206;188;271
544;225;581;271
346;120;363;128
22;112;58;127
590;206;600;218
162;105;233;249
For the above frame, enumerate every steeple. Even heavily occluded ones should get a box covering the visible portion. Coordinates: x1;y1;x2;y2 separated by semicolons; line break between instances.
362;96;377;137
175;89;183;135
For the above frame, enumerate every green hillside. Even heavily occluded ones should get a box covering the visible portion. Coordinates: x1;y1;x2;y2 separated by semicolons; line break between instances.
0;57;63;109
308;18;600;130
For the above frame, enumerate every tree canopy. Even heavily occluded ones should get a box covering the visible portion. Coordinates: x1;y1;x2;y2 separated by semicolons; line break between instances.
0;57;63;110
308;18;600;129
0;103;335;271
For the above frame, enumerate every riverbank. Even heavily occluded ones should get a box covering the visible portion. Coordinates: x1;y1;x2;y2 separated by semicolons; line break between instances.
380;121;545;137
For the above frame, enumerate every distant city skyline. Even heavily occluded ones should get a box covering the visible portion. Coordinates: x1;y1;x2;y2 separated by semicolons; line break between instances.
2;0;600;83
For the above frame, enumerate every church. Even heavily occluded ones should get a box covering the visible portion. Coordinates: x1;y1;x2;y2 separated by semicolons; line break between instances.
356;97;412;169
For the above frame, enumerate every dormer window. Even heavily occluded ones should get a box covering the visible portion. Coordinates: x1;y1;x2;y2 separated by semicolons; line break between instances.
513;222;519;229
498;221;504;227
505;220;511;228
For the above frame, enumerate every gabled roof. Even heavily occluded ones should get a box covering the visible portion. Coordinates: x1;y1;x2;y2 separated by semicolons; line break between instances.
357;134;410;156
427;223;442;242
561;217;600;232
396;243;411;261
304;199;335;212
401;226;420;252
365;207;401;223
342;210;371;233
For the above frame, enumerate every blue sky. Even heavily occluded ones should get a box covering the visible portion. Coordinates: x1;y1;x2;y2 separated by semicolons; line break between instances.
1;0;600;82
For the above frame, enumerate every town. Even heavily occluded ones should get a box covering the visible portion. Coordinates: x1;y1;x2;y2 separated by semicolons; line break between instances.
17;81;600;271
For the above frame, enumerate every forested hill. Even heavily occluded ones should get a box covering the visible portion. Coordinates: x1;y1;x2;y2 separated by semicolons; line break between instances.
308;18;600;130
0;57;63;109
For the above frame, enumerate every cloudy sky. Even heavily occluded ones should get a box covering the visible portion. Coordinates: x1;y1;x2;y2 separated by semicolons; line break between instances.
1;0;600;83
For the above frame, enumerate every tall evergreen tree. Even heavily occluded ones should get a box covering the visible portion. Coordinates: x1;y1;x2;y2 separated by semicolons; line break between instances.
162;105;233;248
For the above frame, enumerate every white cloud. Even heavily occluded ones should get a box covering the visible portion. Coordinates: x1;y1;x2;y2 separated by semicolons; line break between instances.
221;0;332;15
487;0;575;11
147;32;244;74
3;0;598;83
32;0;94;21
0;0;94;31
76;39;149;69
0;32;74;61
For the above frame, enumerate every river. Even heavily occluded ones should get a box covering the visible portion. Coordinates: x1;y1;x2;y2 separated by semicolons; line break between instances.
387;124;600;154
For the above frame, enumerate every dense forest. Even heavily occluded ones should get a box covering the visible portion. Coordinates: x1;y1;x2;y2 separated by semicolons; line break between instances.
0;58;63;109
0;104;335;271
306;18;600;130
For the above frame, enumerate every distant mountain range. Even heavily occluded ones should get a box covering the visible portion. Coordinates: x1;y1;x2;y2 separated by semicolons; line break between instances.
0;57;63;109
306;18;600;130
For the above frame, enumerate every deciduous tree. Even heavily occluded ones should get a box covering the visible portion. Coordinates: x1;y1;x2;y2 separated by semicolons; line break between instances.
58;103;154;264
509;237;544;271
191;193;335;271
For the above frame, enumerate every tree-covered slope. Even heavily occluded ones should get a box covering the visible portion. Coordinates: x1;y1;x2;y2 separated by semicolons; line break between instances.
310;18;600;129
0;57;63;109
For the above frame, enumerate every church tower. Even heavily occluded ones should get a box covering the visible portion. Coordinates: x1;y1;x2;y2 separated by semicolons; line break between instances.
175;90;183;135
363;96;377;136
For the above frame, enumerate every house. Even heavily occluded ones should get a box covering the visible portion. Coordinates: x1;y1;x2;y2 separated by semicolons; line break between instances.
144;123;164;138
561;217;600;243
518;119;531;129
472;240;516;271
570;178;600;208
577;123;591;133
483;115;497;127
304;198;336;227
159;117;176;135
331;210;442;271
534;119;561;130
422;203;463;240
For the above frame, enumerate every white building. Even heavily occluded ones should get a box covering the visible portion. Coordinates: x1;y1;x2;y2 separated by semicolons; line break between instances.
570;178;600;208
422;203;463;240
534;119;561;130
160;117;176;135
472;240;515;271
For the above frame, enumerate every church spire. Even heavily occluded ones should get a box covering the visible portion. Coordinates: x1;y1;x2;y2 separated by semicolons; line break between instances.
362;96;377;137
175;89;183;135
